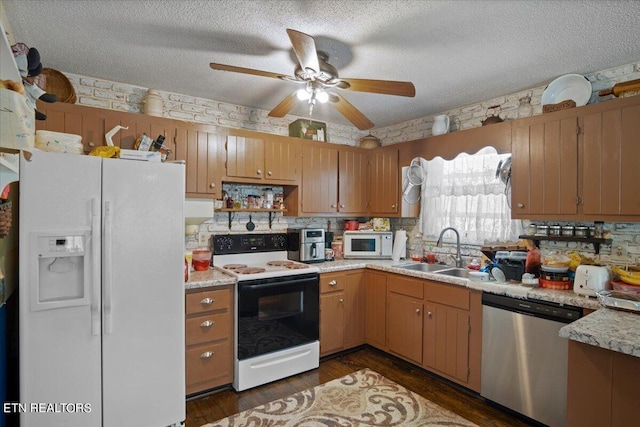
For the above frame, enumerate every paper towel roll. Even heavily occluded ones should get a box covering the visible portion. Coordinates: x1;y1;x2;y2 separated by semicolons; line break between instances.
392;230;407;263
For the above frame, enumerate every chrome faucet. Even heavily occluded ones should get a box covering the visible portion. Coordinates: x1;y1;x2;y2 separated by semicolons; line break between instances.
436;227;463;268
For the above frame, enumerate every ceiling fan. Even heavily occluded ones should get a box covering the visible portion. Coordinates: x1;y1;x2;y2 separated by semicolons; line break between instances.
210;29;416;130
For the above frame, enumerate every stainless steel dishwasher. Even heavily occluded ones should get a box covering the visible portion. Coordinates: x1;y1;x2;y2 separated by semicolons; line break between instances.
481;293;582;427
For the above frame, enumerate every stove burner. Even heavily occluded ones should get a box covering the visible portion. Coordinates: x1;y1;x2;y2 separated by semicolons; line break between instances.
267;261;294;267
224;264;247;270
286;264;310;270
236;267;267;274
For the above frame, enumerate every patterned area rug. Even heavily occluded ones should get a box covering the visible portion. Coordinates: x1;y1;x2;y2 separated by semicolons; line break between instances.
202;368;478;426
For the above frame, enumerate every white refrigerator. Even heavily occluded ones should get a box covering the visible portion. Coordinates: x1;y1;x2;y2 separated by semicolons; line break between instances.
18;150;185;427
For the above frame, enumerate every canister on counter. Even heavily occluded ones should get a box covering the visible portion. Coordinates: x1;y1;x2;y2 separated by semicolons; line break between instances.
561;225;574;237
549;224;561;237
535;225;549;236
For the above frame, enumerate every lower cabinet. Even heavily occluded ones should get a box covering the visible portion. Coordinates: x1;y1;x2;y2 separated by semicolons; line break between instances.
319;270;365;356
185;286;233;395
364;270;388;350
387;275;424;364
423;281;481;392
567;340;640;427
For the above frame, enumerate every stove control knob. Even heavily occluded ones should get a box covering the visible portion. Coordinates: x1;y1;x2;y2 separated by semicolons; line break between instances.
271;235;286;248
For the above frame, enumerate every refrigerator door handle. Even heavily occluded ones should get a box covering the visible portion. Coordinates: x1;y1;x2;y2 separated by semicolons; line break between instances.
103;200;114;334
91;198;101;336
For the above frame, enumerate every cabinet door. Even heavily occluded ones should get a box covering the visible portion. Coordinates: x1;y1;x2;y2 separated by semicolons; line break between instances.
511;117;578;217
387;293;423;364
176;126;224;198
369;148;399;215
264;137;298;181
226;135;264;179
103;115;175;152
583;104;640;216
364;271;387;349
344;270;365;348
423;302;470;383
320;292;345;356
301;144;338;214
338;148;368;214
36;103;104;154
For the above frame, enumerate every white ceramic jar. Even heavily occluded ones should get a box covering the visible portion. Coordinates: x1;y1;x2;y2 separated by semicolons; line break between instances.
142;89;163;117
432;114;450;135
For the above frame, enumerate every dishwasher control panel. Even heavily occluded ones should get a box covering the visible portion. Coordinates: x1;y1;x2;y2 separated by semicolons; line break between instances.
482;293;582;323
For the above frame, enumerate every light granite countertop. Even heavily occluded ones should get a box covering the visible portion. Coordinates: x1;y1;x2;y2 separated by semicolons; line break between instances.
559;308;640;357
184;258;639;357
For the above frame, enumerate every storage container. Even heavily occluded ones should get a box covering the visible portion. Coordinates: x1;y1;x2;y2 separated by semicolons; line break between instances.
35;130;83;154
288;119;327;141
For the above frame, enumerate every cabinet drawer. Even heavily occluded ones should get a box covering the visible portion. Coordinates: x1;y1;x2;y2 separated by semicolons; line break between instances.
388;275;424;299
186;288;231;314
185;341;231;386
185;312;231;346
320;273;345;293
426;282;469;310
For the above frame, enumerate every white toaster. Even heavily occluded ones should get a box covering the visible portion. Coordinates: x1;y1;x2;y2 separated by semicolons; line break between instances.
573;265;611;297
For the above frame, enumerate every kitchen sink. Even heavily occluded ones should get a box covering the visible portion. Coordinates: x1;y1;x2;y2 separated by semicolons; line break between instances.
395;263;452;273
434;268;471;278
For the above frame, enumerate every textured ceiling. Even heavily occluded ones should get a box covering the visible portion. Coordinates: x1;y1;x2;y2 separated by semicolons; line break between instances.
4;0;640;129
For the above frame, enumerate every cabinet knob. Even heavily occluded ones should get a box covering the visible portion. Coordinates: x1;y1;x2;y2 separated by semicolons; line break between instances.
517;203;524;208
329;280;337;286
268;170;272;176
200;351;214;359
200;298;215;305
331;204;337;208
416;308;421;314
200;320;215;328
427;311;433;317
257;169;262;175
340;204;346;208
391;204;396;209
339;298;344;303
88;142;95;147
209;183;216;189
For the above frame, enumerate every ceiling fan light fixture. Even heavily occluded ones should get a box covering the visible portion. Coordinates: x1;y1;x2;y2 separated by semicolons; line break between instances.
316;90;329;103
296;88;311;101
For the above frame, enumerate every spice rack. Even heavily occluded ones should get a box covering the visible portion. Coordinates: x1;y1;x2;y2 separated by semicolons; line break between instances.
518;235;612;255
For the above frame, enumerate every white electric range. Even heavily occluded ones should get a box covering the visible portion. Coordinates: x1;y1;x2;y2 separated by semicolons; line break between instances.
212;233;320;391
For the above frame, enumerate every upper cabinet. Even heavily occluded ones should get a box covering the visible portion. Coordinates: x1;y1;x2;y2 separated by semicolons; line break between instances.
369;148;399;215
511;95;640;222
35;101;105;154
175;124;225;199
299;143;368;215
226;131;299;184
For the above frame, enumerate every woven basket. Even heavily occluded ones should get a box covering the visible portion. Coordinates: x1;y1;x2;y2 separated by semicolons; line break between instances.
41;68;76;104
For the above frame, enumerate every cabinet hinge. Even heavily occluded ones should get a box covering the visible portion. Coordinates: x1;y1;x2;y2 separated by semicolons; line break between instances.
576;126;582;135
576;196;583;205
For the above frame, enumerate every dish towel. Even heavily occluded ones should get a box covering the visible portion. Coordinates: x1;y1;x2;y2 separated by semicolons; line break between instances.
392;230;407;263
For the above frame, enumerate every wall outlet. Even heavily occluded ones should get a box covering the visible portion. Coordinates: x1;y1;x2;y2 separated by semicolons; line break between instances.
611;240;629;261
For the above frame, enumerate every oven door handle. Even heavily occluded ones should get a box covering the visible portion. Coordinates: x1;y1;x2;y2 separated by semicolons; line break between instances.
240;278;314;292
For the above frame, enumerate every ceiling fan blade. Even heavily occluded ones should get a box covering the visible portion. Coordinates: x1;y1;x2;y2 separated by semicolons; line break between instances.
286;29;320;74
268;92;298;118
329;93;374;130
338;78;416;97
210;63;292;80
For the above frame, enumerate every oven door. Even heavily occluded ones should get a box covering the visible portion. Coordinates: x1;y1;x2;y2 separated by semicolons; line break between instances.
237;273;319;360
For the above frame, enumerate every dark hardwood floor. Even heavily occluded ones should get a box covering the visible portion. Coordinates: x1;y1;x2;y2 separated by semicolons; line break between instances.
186;346;537;427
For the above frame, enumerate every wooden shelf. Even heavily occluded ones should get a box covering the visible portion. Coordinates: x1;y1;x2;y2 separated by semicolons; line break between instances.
218;208;287;213
518;234;612;254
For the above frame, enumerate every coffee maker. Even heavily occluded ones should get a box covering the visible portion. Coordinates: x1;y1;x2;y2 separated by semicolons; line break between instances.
287;228;325;263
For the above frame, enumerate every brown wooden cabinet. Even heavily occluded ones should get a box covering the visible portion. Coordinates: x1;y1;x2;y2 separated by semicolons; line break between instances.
387;275;424;364
175;124;225;199
226;132;299;184
319;270;364;356
300;143;368;215
423;281;481;392
511;95;640;221
35;101;105;154
364;270;387;350
369;147;399;215
567;340;640;427
185;286;233;395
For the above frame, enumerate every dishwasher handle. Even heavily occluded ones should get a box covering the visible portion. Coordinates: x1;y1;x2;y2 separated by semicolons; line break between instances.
482;293;581;324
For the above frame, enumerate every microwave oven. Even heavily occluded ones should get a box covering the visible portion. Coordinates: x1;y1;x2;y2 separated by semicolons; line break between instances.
343;231;393;259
